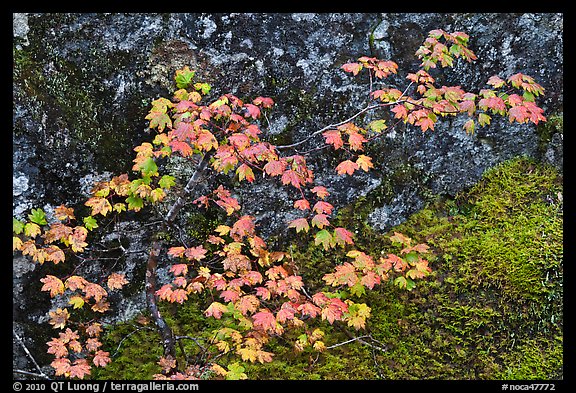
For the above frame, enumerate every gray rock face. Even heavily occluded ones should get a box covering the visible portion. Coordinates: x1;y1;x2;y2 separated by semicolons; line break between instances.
12;13;562;376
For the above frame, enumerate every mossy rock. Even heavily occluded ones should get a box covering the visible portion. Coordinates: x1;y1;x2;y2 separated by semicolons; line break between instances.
93;156;562;380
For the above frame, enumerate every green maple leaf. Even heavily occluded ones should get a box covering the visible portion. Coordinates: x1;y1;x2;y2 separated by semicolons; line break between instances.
226;362;248;380
315;229;334;250
405;251;419;265
28;208;47;226
194;82;211;95
174;66;195;89
158;175;176;189
138;157;159;177
349;282;366;297
83;216;98;231
368;119;387;133
126;195;144;211
13;218;25;234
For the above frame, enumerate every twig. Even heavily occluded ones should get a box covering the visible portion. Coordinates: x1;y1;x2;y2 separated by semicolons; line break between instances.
326;335;371;349
13;329;50;379
13;369;51;380
370;346;385;379
275;98;417;152
175;335;207;352
111;325;155;357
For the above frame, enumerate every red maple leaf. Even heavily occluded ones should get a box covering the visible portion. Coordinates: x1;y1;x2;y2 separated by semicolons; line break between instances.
294;198;310;211
276;302;296;323
508;105;530;123
169;264;189;276
391;104;409;120
313;201;334;215
361;271;381;289
255;286;271;301
243;103;261;119
415;116;435;132
334;227;354;246
220;289;240;303
335;160;359;176
321;298;348;324
323;130;344;150
253;96;274;108
281;169;304;189
230;215;255;241
264;159;287;177
228;133;251;149
169;140;194;157
185;246;207;261
252;309;277;332
298;301;321;318
341;62;362;75
288;217;310;233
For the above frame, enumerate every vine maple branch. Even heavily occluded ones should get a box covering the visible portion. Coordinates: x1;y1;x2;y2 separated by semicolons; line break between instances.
145;151;214;374
275;81;414;152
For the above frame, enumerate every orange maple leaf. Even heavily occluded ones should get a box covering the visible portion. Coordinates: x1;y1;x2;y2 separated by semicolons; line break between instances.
41;275;65;297
93;350;111;367
85;197;112;217
107;273;128;290
335;160;359;176
68;359;91;379
83;283;108;302
49;308;70;329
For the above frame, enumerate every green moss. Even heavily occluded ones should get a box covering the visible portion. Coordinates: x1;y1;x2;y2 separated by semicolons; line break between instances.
91;321;164;379
367;156;563;379
496;336;563;380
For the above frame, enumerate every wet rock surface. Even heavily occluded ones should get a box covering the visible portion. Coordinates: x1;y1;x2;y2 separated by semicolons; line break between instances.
12;13;562;376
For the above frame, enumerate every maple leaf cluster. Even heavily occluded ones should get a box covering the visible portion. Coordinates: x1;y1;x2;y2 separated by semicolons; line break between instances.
13;206;89;264
47;324;110;379
159;181;432;374
323;233;432;297
342;29;545;138
39;272;127;378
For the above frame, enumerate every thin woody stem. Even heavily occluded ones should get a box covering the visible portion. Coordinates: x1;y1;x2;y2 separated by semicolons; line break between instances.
13;329;50;379
145;151;214;374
